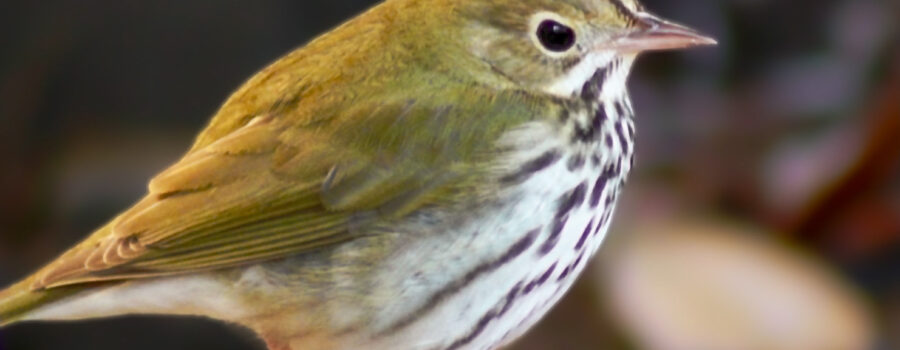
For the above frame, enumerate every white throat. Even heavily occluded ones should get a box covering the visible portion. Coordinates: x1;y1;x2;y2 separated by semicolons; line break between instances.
543;52;636;100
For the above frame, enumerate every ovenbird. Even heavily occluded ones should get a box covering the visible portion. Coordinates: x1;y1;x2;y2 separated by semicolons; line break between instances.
0;0;714;349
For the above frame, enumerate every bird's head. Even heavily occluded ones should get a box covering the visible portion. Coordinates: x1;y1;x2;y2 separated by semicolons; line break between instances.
454;0;716;96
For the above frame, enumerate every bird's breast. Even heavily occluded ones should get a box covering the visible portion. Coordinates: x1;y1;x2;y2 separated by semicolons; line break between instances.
352;96;636;349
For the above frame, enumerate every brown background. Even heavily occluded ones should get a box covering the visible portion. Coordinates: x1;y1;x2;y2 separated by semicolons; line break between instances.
1;0;897;349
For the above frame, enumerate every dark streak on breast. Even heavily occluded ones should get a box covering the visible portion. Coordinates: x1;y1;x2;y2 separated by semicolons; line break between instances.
567;154;585;171
538;217;567;256
524;262;557;294
380;227;540;335
590;166;613;208
539;183;587;254
557;266;571;281
445;281;524;350
575;221;593;251
557;183;588;219
615;121;630;154
500;150;562;184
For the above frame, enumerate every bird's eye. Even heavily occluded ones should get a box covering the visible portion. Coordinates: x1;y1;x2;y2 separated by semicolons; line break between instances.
536;20;576;52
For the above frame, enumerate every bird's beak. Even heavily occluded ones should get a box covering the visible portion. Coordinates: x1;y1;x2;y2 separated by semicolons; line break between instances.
609;13;717;53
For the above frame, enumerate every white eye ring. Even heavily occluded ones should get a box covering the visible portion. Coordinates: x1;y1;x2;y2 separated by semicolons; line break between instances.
529;12;579;57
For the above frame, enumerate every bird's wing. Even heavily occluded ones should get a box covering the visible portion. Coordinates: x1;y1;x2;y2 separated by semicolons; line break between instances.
31;97;500;290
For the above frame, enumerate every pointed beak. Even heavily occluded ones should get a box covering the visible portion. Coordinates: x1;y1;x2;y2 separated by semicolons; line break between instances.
610;13;717;53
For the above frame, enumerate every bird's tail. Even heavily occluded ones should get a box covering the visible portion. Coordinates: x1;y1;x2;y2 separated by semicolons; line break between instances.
0;275;87;327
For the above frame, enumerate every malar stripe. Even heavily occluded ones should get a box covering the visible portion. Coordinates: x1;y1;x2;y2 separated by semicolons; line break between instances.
580;67;608;102
380;227;540;334
561;56;583;71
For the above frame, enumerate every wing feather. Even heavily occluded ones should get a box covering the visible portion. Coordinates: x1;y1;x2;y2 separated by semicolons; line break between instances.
30;98;499;290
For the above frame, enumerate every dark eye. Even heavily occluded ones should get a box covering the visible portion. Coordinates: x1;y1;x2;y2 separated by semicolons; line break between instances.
536;20;576;52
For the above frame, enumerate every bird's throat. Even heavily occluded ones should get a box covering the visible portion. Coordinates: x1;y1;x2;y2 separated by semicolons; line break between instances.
544;52;636;100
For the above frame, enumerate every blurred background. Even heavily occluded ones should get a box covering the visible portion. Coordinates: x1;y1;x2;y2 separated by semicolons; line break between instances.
0;0;897;349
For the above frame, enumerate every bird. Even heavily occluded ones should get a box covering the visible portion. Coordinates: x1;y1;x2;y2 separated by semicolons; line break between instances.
0;0;714;349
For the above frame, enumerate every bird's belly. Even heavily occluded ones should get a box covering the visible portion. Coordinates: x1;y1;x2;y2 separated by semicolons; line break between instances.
360;144;629;350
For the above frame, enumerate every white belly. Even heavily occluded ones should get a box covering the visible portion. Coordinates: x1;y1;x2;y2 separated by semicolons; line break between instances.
358;120;631;350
